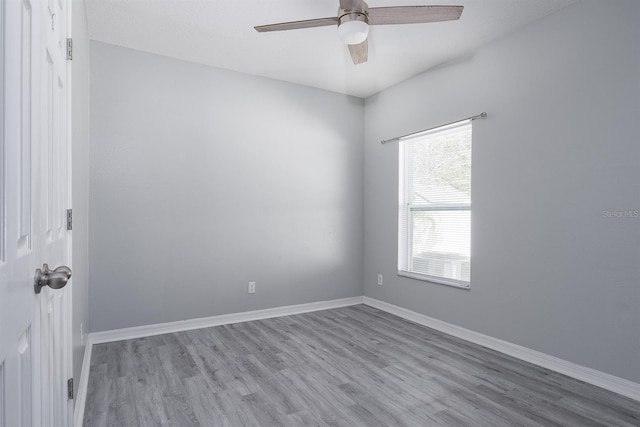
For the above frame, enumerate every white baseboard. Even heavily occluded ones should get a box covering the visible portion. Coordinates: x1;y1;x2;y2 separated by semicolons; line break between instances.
89;296;364;344
73;337;93;427
363;296;640;402
74;293;639;424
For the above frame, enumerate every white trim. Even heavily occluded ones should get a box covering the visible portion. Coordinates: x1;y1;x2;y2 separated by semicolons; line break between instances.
397;270;470;290
73;293;640;425
89;296;364;344
73;337;92;427
363;296;640;402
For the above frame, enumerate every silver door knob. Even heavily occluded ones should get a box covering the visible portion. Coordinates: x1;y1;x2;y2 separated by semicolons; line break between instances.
34;264;72;294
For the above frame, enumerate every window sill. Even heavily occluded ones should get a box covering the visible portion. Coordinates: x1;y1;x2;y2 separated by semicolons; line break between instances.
397;270;470;290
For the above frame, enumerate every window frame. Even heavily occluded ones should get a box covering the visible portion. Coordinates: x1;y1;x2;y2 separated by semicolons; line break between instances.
397;120;472;290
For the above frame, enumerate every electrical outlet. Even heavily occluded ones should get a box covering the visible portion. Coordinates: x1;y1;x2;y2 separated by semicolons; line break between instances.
248;281;256;294
377;274;383;286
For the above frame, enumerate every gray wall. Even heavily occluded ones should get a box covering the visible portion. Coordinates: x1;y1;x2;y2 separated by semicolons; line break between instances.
88;0;639;384
71;0;90;395
364;0;640;383
89;42;364;332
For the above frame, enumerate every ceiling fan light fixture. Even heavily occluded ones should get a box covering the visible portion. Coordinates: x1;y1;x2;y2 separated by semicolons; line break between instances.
338;12;369;45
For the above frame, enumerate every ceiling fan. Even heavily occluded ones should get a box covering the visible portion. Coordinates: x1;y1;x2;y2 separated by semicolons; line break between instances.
254;0;463;65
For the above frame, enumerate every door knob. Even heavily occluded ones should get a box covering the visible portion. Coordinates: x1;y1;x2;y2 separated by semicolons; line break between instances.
34;264;72;294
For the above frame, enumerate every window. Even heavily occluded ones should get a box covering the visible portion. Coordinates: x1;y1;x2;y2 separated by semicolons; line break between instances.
398;120;472;289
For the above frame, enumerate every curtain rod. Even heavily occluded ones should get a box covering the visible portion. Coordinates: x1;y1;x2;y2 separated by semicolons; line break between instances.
380;112;487;145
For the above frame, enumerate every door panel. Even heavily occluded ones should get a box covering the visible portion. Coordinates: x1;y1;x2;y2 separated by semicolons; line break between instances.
1;1;39;426
41;0;72;424
0;362;4;427
1;0;72;425
19;0;33;251
18;327;32;427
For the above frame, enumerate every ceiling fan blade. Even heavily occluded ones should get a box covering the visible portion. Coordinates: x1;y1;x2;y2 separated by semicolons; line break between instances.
255;17;338;32
368;5;463;25
348;40;368;65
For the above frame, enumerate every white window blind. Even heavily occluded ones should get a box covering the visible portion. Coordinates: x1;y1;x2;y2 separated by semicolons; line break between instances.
398;120;472;289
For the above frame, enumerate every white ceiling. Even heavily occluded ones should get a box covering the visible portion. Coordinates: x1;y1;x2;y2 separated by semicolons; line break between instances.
85;0;577;98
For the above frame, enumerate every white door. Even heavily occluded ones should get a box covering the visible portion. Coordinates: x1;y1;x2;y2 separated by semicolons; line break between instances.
0;0;73;426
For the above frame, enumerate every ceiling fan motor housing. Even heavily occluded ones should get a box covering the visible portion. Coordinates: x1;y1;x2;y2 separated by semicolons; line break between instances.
338;12;369;45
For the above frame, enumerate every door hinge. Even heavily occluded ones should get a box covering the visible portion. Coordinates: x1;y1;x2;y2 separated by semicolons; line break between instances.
66;38;73;60
67;378;74;400
66;209;72;230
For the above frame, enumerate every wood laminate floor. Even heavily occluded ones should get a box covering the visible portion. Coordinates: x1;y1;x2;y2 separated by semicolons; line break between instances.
83;305;640;426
